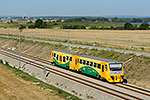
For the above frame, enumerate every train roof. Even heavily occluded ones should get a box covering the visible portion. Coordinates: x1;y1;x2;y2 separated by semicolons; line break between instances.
52;50;121;63
53;50;78;55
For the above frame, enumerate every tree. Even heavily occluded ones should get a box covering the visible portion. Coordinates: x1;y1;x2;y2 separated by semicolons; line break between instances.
110;26;114;30
139;22;149;30
34;19;43;28
19;25;26;29
124;22;132;30
111;17;118;22
39;22;47;29
10;19;13;23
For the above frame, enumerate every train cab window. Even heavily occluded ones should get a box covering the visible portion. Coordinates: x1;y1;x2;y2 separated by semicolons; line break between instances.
83;60;86;65
63;56;66;62
86;61;89;65
80;59;82;64
66;56;69;60
53;53;56;57
70;57;72;61
105;65;107;71
56;55;59;60
98;63;101;69
90;62;93;66
60;55;62;61
94;63;97;68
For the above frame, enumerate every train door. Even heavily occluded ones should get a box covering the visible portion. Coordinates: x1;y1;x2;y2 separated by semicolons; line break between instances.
104;64;109;78
70;55;74;70
74;56;79;71
101;64;105;78
59;55;62;64
51;51;54;62
70;55;79;71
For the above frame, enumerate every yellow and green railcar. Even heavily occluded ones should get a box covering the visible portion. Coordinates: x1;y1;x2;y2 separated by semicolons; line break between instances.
51;50;125;83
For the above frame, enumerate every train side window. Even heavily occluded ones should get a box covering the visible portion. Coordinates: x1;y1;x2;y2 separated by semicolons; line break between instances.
86;61;89;65
53;53;56;57
60;55;62;61
56;55;59;60
63;56;66;62
83;60;86;65
94;63;97;68
78;59;80;63
90;62;93;66
98;63;101;69
70;57;72;61
66;56;69;60
80;59;82;64
105;65;107;71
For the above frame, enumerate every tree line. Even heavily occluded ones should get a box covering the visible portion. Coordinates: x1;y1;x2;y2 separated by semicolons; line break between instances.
19;19;150;30
89;22;149;30
63;17;150;23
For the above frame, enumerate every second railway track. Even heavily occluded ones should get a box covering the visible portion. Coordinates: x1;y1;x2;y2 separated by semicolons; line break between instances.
0;47;150;100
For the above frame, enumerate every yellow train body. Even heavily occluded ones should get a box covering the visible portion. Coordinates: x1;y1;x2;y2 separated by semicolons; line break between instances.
51;50;124;83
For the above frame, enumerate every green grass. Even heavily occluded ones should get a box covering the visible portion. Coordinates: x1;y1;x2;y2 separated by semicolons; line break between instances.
0;62;81;100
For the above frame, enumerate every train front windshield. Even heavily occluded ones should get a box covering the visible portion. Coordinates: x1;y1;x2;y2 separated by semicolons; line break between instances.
109;63;122;71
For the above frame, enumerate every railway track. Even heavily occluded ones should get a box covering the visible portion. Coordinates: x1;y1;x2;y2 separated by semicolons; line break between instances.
0;47;150;100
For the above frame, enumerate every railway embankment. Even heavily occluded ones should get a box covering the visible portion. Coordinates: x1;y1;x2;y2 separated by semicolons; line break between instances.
1;48;150;99
0;62;74;100
0;37;150;90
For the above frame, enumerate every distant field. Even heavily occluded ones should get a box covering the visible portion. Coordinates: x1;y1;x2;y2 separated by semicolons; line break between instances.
0;28;150;52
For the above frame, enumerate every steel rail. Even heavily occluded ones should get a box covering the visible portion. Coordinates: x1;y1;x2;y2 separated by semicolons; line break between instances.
0;48;145;100
2;47;149;96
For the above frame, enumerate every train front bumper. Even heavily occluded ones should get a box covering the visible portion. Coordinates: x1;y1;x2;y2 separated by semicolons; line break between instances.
108;76;124;83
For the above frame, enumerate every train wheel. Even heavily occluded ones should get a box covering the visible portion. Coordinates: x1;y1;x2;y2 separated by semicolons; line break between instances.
81;70;84;74
123;79;127;83
96;75;100;79
53;62;56;66
66;66;69;70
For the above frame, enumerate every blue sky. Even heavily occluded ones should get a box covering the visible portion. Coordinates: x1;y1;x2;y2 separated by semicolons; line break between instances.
0;0;150;16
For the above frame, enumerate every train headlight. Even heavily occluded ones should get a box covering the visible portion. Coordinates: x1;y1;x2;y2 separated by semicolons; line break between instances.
111;76;114;80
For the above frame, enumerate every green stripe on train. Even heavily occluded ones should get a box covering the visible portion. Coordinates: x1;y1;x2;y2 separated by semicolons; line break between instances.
79;66;100;77
53;58;70;68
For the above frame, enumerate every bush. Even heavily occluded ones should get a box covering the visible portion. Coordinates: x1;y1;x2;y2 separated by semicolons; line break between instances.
124;22;132;30
130;26;138;30
89;26;99;30
62;25;86;29
19;25;26;29
139;22;149;30
114;26;124;30
28;25;35;29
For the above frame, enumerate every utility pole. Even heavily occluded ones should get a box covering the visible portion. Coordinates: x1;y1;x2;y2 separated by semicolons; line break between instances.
67;29;69;52
7;23;9;49
19;29;21;68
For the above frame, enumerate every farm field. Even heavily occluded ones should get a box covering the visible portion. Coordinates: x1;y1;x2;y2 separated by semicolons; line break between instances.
0;28;150;52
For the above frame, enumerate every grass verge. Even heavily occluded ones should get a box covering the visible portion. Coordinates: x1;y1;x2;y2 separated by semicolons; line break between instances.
0;62;80;100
